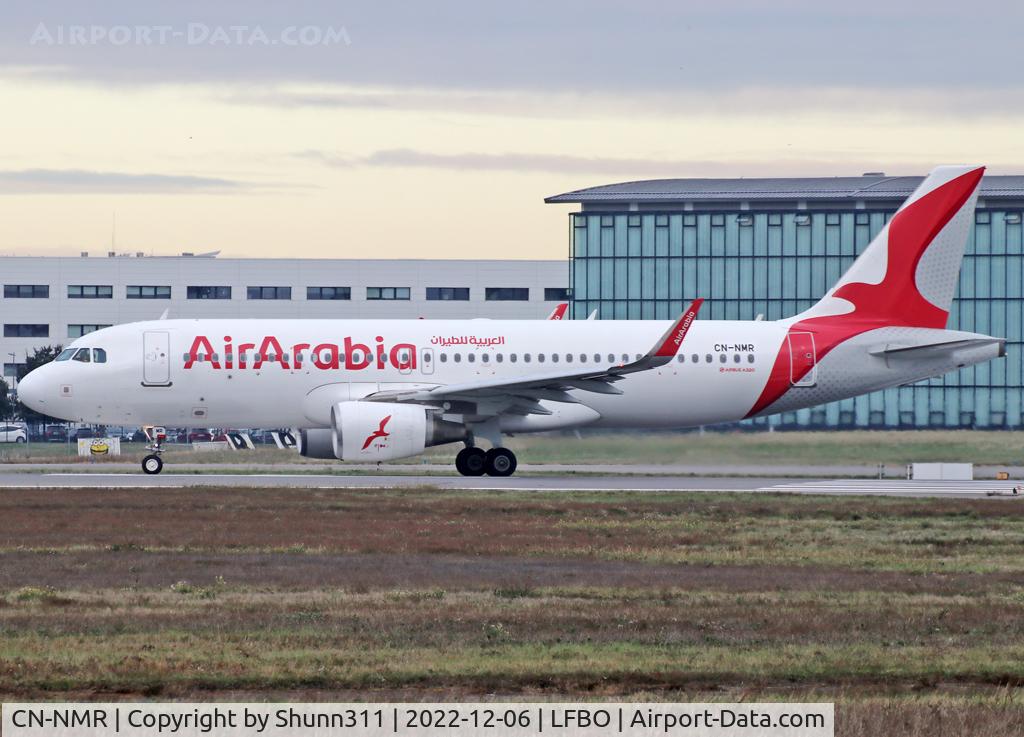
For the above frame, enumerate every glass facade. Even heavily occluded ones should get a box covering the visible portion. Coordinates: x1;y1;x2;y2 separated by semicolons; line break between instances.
570;209;1024;429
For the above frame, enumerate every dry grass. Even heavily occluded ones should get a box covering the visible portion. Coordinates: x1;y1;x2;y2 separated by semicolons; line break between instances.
2;485;1024;735
4;429;1024;468
480;429;1024;467
2;486;1024;574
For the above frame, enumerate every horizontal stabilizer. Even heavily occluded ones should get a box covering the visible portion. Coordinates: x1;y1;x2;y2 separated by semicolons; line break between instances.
869;337;1005;361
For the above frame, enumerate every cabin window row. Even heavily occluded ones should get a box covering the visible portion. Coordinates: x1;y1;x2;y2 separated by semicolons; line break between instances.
437;352;756;365
182;351;757;366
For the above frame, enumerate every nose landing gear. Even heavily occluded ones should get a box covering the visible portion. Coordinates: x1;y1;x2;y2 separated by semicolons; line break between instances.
141;426;166;475
142;454;163;475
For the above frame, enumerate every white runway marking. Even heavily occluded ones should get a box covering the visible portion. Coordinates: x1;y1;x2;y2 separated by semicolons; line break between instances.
1;472;1016;498
761;479;1024;497
41;474;700;493
45;473;348;478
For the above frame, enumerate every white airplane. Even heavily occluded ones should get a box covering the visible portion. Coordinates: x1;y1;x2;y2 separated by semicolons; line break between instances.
18;165;1004;477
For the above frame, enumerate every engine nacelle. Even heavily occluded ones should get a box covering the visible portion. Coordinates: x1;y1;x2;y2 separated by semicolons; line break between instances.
299;402;467;462
296;428;335;459
333;401;427;461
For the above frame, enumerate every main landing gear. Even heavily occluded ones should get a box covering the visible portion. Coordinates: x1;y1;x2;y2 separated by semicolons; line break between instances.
141;426;166;475
455;446;517;477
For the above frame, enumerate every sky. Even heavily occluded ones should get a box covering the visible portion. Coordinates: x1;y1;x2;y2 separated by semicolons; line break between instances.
0;1;1022;260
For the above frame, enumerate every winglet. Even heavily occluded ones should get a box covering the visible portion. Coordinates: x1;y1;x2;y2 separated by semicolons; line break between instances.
613;298;703;374
652;298;703;357
547;303;568;320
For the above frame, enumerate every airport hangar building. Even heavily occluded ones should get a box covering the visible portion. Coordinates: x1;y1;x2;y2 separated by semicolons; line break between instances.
547;173;1024;430
0;255;568;384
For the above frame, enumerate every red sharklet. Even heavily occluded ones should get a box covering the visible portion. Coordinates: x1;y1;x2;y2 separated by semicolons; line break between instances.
746;167;984;418
654;298;704;357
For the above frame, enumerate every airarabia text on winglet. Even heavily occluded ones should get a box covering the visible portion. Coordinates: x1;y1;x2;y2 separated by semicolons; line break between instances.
183;335;418;371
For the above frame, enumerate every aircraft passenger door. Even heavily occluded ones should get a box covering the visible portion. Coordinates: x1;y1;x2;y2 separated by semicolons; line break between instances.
787;332;817;387
142;331;171;386
420;347;435;375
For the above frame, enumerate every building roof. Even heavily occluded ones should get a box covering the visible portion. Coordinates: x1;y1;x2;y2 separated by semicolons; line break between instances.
545;174;1024;204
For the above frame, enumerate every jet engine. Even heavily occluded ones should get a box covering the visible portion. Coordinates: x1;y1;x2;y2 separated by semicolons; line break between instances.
297;401;465;461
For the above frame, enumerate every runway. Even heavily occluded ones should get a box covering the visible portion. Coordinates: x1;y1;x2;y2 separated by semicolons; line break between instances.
0;470;1020;498
0;471;772;492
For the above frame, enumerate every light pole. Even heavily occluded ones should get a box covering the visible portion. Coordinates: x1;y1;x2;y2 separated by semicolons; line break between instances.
4;353;15;425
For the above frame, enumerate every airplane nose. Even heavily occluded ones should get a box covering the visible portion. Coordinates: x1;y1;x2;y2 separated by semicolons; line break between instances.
16;370;45;413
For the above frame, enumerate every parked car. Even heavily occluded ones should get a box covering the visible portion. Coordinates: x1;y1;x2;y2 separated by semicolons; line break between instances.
44;426;68;443
188;431;213;443
0;423;28;443
71;427;96;441
249;430;275;445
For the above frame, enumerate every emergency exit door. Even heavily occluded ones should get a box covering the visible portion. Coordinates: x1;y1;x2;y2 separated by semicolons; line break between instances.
143;331;171;386
787;332;817;387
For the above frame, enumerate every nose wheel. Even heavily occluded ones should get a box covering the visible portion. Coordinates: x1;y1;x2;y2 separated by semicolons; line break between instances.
455;446;517;477
142;454;164;475
141;425;167;475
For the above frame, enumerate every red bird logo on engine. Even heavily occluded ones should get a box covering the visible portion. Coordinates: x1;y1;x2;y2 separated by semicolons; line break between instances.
361;415;392;450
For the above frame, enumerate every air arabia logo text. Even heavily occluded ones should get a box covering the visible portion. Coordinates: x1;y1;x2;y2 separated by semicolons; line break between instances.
671;312;696;347
182;335;417;371
361;415;392;451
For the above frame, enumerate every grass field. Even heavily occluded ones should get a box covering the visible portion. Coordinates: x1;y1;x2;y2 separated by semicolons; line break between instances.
1;486;1024;735
1;429;1022;467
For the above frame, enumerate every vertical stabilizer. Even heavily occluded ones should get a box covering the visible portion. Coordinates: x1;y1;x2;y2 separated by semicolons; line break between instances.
796;165;984;329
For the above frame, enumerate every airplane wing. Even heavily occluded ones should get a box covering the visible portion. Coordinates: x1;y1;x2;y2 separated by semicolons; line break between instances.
364;299;702;415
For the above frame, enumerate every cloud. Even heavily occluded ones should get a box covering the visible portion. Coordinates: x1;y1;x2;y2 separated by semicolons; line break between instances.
0;168;246;194
297;148;694;175
228;83;1024;122
1;0;1023;96
294;148;941;178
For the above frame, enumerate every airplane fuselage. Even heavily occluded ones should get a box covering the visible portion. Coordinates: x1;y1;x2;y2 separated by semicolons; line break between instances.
14;165;1001;477
33;318;1001;431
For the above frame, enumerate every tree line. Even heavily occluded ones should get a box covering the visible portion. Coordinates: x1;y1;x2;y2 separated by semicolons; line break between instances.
1;345;63;423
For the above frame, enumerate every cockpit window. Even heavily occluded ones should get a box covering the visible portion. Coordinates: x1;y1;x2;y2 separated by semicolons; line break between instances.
93;348;107;363
55;348;76;361
73;348;91;363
